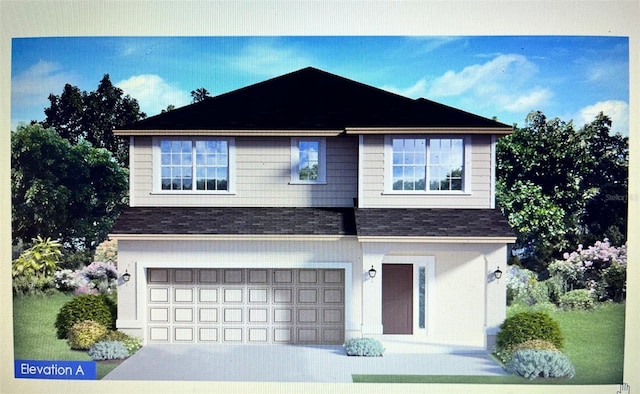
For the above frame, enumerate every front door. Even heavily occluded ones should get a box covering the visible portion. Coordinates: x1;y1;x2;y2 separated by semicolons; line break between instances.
382;264;413;334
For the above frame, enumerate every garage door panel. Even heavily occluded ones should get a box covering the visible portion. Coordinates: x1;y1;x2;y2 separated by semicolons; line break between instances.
174;269;194;283
174;288;193;303
248;288;268;303
223;269;243;284
147;268;344;344
198;288;218;303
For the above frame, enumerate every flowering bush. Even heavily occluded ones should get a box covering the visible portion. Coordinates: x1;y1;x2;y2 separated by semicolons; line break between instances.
53;261;118;295
506;266;551;306
549;239;626;302
94;239;117;265
74;261;118;295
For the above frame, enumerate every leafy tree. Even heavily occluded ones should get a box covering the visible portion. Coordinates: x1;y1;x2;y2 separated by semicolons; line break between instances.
191;87;210;103
43;74;146;167
12;236;62;278
11;124;129;253
496;111;627;271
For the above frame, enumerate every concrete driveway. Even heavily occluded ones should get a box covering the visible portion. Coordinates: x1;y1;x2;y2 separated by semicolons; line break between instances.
103;344;508;382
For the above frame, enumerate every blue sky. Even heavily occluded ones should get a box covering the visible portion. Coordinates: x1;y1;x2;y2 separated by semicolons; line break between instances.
11;36;629;135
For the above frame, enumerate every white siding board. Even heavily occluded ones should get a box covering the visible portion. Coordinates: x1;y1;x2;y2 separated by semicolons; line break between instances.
132;135;357;207
360;134;495;208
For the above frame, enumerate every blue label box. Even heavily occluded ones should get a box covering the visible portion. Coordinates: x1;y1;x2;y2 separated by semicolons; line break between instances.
15;360;97;380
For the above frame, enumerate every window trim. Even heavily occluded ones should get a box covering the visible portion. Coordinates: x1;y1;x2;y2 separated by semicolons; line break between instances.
152;137;236;194
383;135;471;194
290;137;327;184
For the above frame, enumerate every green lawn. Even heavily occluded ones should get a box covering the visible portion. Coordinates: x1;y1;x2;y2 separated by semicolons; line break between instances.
354;302;625;384
13;292;123;380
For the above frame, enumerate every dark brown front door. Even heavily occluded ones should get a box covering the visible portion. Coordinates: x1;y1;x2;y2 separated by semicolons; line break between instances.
382;264;413;334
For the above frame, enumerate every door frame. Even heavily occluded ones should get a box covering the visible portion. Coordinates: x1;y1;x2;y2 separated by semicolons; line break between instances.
381;255;435;336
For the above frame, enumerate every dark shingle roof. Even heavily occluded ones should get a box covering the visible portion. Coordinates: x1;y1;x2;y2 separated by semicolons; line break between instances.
111;207;357;236
111;207;515;239
118;67;511;132
355;208;515;238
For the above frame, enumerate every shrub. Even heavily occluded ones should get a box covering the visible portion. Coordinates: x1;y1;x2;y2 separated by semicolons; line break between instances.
12;272;56;296
559;289;595;310
506;349;575;380
496;312;564;359
67;320;108;350
53;269;77;293
55;294;116;339
99;330;143;355
497;339;559;364
344;337;385;357
94;239;118;265
74;261;118;295
88;340;130;361
497;312;564;349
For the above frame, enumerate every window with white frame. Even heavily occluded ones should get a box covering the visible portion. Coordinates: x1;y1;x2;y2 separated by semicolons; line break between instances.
156;138;234;192
291;137;326;183
386;136;467;192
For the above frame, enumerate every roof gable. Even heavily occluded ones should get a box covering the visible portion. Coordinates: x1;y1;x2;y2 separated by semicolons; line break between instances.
117;67;511;133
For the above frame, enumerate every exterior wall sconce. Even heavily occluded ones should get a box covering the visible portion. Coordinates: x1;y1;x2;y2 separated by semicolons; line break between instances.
368;266;377;279
122;270;131;283
494;267;503;280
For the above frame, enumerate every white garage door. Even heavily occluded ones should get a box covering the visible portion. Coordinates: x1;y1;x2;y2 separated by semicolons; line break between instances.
146;268;345;344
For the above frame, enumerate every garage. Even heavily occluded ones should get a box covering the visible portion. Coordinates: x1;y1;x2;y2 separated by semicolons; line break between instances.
146;268;345;344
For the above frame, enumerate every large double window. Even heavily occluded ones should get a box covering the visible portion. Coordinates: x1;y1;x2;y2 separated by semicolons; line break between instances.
386;136;467;193
156;138;234;192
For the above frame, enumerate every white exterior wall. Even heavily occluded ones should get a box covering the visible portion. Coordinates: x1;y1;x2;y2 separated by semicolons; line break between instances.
360;241;507;349
360;134;494;208
130;135;358;207
116;238;362;341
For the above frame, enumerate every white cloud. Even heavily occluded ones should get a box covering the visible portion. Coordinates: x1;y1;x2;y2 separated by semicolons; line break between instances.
383;54;552;115
229;40;313;77
12;60;75;107
116;74;191;116
575;100;629;136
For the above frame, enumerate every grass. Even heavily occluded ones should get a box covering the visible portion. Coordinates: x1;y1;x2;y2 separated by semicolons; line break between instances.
12;291;124;380
354;302;625;384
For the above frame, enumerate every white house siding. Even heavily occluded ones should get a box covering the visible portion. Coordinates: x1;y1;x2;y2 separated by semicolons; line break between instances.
360;134;494;209
360;242;507;349
115;237;362;343
131;135;358;207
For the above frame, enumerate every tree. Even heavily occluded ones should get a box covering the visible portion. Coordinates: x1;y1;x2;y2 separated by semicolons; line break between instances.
43;74;146;167
11;124;129;253
190;87;210;103
496;111;628;272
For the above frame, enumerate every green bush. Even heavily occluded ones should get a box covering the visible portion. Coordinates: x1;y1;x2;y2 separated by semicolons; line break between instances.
344;337;385;357
99;330;143;355
55;294;116;339
506;349;575;380
12;273;56;296
559;289;595;310
67;320;108;350
496;312;564;358
497;339;559;364
88;340;130;361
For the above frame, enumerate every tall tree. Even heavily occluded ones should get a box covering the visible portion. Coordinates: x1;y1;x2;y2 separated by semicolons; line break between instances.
190;87;210;103
11;124;129;252
43;74;146;167
496;111;627;272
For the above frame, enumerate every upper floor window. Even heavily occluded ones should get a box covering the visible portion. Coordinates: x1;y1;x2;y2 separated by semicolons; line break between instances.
155;137;235;193
386;136;468;193
291;137;326;184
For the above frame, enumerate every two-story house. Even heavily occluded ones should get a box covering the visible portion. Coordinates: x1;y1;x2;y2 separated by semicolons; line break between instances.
110;67;516;352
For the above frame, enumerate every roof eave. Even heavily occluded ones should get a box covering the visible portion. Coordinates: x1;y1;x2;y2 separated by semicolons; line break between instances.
357;236;517;243
345;127;513;135
113;129;345;137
